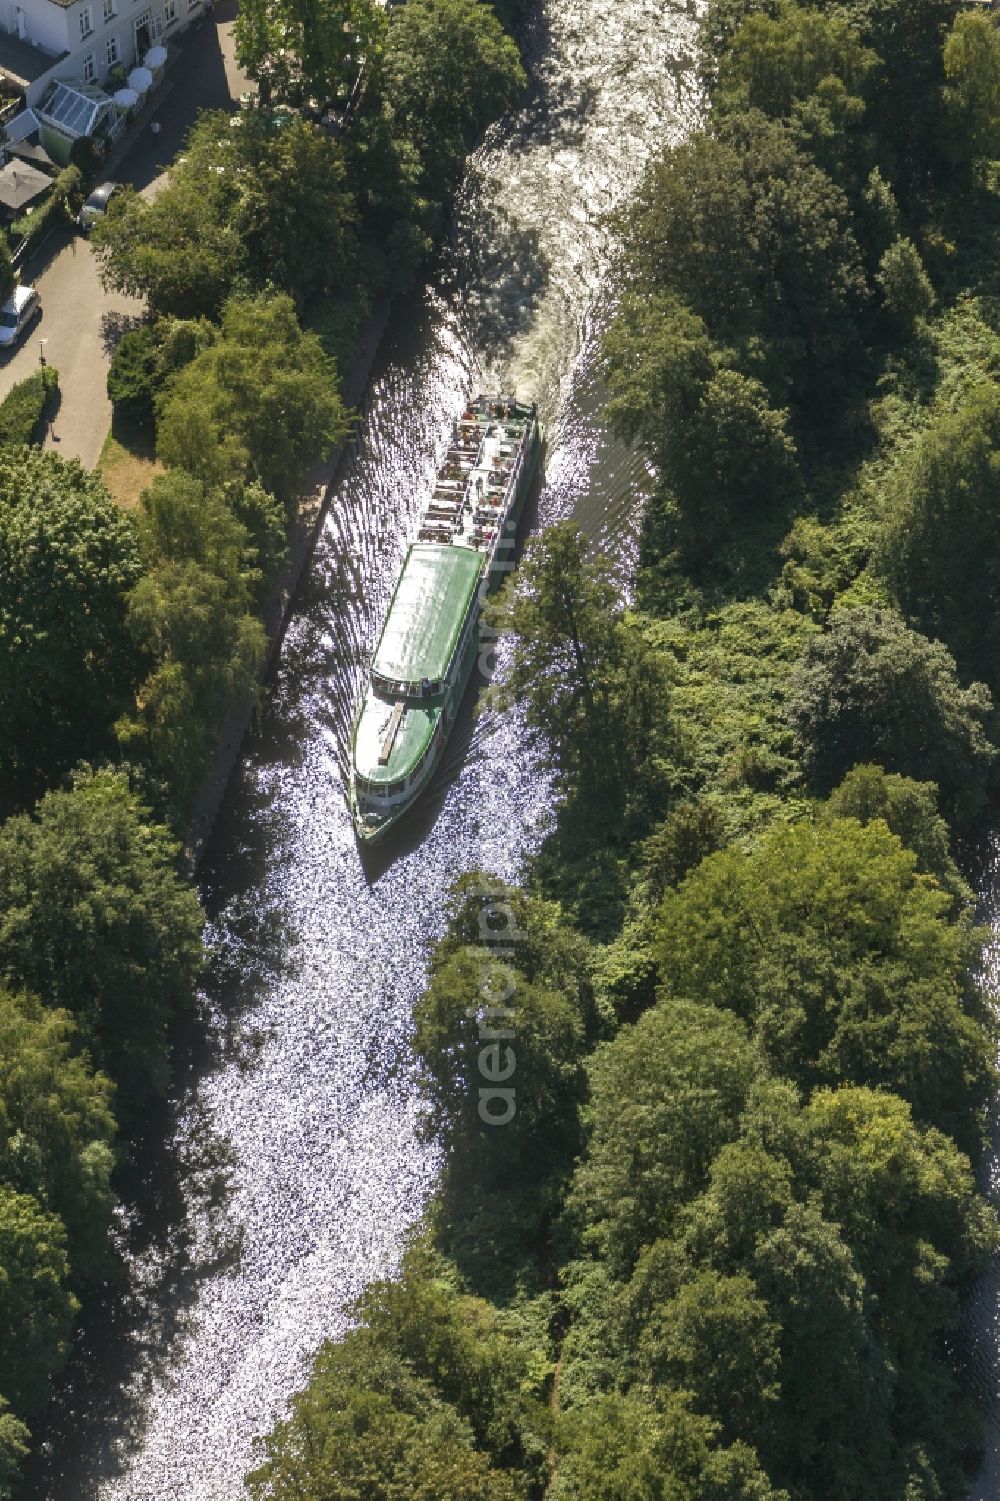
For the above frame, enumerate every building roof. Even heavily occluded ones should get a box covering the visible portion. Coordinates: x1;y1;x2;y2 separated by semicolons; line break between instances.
0;158;52;210
0;34;66;88
8;137;54;167
37;80;116;137
4;107;42;144
373;543;482;686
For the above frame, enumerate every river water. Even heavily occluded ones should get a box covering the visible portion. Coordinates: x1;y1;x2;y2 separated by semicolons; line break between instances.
30;2;701;1497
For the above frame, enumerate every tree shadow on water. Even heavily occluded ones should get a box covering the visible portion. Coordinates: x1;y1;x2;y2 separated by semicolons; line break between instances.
453;190;551;368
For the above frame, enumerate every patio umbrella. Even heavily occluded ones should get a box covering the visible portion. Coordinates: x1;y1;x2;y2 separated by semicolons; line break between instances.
0;160;52;212
127;66;154;93
144;45;167;69
113;87;140;108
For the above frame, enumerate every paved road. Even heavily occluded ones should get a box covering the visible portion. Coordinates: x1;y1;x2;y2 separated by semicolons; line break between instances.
0;1;249;469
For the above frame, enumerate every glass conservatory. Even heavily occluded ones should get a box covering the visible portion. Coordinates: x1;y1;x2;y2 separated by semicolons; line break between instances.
35;81;121;165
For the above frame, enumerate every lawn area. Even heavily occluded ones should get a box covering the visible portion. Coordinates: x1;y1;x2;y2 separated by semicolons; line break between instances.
96;421;163;508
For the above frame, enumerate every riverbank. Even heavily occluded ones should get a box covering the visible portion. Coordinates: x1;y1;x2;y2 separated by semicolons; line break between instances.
0;7;534;1499
3;0;708;1492
242;2;1000;1499
187;298;391;867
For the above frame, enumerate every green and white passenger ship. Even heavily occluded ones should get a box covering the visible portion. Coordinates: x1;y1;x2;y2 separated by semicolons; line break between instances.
349;394;543;842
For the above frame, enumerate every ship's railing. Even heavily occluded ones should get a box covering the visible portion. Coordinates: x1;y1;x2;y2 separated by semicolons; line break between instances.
371;670;442;699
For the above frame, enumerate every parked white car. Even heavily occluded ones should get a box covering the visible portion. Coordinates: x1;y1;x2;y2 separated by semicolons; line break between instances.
0;286;40;350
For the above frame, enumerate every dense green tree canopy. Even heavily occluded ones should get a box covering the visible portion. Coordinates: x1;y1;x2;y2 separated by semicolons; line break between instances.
942;10;1000;166
156;293;348;503
136;471;258;605
235;0;383;108
94;112;360;317
622;113;867;398
553;1391;781;1501
605;294;801;559
413;875;595;1179
606;1074;993;1499
91;175;245;320
0;990;116;1282
246;1329;525;1501
0;770;204;1119
570;999;763;1277
825;763;970;908
875;236;936;335
877;382;1000;690
414;935;589;1167
786;606;994;824
359;1247;549;1479
655;818;993;1147
106;324;163;430
748;1198;892;1497
120;561;266;811
0;1186;75;1418
633;1268;781;1442
0;1399;28;1501
801;1087;997;1349
0;450;141;812
184;113;360;310
382;0;526;196
716;2;878;121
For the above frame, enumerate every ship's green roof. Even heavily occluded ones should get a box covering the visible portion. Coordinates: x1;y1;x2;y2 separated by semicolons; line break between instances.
354;695;439;784
373;543;482;685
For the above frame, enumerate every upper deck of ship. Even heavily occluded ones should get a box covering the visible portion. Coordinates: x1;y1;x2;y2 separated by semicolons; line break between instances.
415;395;536;567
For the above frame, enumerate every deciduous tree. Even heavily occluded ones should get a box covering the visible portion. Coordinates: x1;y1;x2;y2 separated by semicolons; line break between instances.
0;990;116;1282
716;2;878;122
383;0;526;199
246;1331;524;1501
553;1391;781;1501
235;0;382;109
0;1187;76;1418
943;10;1000;168
825;763;970;908
0;770;204;1119
569;999;762;1277
0;450;141;812
787;606;994;824
876;383;1000;691
655;818;994;1147
622;114;867;399
486;522;673;805
156;293;347;503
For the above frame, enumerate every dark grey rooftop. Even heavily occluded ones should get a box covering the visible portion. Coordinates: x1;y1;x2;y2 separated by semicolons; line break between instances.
0;33;66;87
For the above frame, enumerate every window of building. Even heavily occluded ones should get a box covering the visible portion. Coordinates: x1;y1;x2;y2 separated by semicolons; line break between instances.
106;34;119;64
151;11;163;37
82;52;96;81
164;0;176;22
102;0;115;21
79;5;94;38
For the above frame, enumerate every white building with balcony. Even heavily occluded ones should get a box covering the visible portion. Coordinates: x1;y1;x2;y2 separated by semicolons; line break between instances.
0;0;207;154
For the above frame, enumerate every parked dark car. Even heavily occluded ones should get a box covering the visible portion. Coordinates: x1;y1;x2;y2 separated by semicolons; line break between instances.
78;181;124;232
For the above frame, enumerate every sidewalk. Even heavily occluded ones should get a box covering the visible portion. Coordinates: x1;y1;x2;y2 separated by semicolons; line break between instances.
105;1;249;195
0;2;248;469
